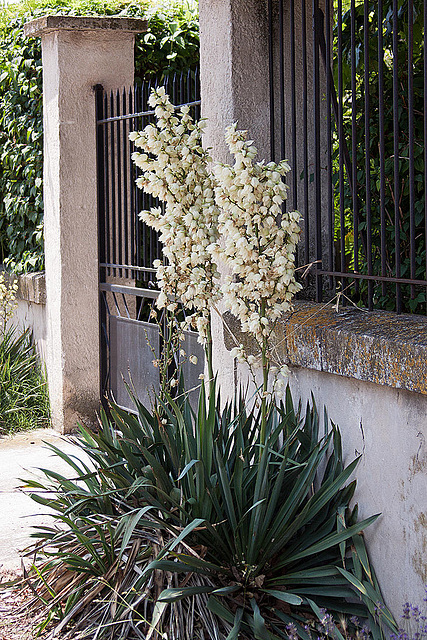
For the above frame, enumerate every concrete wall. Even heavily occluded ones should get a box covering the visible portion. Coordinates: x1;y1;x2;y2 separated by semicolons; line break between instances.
289;367;427;618
11;273;47;364
213;303;427;619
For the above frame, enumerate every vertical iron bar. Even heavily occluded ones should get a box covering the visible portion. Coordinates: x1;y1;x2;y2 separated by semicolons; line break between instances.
408;0;415;299
195;66;201;120
122;88;129;279
351;0;360;299
290;0;298;211
338;0;346;283
268;0;276;160
129;85;135;271
393;0;401;312
141;78;149;272
110;91;117;277
95;84;107;405
116;90;122;277
302;0;309;267
378;0;387;298
135;83;141;269
325;0;333;282
180;68;185;106
313;0;322;301
364;0;373;310
424;0;427;311
104;91;110;277
279;0;286;161
187;68;191;106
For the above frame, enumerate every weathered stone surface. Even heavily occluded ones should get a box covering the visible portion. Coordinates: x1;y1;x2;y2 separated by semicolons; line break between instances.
24;15;147;38
16;272;46;305
223;301;427;395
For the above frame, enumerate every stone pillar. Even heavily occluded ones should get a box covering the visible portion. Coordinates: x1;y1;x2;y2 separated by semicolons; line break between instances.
199;0;271;163
199;0;272;392
24;16;146;432
199;0;330;393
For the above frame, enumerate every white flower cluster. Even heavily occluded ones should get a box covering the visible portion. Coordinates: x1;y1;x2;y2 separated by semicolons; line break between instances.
131;90;302;392
0;272;18;332
212;124;302;346
130;87;220;341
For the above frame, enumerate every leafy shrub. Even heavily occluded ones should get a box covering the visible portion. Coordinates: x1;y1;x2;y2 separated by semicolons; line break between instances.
24;386;396;639
0;0;198;273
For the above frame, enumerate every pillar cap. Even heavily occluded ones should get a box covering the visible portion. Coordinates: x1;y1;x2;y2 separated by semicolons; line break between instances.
24;15;147;38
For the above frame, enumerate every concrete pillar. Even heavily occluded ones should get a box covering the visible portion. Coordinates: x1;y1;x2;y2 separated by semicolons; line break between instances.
199;0;331;392
24;16;146;432
199;0;271;163
199;0;272;392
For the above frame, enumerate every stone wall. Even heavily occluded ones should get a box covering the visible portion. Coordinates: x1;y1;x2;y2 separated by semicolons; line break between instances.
23;15;146;433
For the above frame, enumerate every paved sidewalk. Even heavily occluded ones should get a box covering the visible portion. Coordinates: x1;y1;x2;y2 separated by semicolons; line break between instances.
0;429;86;571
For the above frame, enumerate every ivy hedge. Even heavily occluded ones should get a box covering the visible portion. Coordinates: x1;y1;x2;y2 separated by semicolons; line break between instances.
0;0;199;273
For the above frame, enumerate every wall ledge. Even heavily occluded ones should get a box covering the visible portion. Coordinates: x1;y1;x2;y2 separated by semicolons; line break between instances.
223;300;427;395
24;15;147;38
2;271;46;305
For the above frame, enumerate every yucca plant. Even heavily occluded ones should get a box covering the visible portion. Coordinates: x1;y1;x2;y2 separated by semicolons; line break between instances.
23;385;396;640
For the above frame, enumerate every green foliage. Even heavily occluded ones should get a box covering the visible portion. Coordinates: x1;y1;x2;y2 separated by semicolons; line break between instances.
0;326;50;433
0;12;44;273
133;2;199;80
334;0;425;312
24;386;396;639
0;0;199;273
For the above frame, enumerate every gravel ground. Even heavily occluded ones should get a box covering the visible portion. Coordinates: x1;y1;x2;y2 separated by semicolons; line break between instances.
0;569;49;640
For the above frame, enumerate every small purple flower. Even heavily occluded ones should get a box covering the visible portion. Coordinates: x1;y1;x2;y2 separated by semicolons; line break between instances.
319;610;336;635
411;605;421;622
286;622;299;640
403;603;411;620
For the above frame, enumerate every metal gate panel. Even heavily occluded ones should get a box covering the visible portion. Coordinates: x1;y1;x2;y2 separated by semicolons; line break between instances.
109;316;160;411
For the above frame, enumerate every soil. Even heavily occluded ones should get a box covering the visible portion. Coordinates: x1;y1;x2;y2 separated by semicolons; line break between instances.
0;569;49;640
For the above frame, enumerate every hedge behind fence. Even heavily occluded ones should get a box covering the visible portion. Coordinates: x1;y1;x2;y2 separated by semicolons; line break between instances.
0;0;199;273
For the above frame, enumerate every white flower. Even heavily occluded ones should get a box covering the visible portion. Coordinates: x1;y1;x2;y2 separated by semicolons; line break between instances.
213;124;301;380
130;87;221;344
189;355;198;365
0;273;18;331
131;95;301;392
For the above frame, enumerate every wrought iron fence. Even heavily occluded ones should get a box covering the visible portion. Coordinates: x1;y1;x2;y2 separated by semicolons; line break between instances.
96;70;201;285
268;0;427;314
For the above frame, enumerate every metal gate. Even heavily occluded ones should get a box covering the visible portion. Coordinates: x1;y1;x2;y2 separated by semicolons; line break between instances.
96;71;204;412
